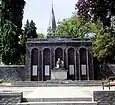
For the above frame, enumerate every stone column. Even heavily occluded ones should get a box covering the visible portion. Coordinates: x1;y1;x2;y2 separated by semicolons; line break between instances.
89;48;94;80
29;49;32;81
86;49;89;80
37;49;40;81
41;49;44;81
74;50;77;80
78;50;81;80
63;48;64;61
54;49;55;68
66;50;68;70
50;48;52;79
25;47;32;81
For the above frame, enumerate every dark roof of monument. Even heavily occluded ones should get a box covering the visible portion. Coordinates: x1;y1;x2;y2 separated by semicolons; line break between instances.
26;36;92;44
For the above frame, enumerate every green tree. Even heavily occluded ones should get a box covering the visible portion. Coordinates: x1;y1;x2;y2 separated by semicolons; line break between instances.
20;19;38;64
76;0;115;27
37;33;45;38
92;30;115;62
29;20;37;38
0;0;25;65
2;20;22;64
76;0;115;62
48;13;93;38
20;19;29;48
21;20;37;46
48;11;115;62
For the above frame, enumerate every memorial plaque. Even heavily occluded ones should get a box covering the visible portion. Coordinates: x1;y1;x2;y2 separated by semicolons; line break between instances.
45;65;49;76
32;65;37;76
81;64;86;75
69;65;74;75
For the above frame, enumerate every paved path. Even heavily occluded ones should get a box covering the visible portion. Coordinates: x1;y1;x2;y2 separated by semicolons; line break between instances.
0;86;114;98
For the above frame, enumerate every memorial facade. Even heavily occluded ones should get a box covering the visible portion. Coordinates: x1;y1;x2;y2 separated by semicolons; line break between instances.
25;36;94;81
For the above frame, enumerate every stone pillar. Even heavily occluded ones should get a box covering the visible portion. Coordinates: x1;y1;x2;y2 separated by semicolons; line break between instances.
78;50;81;80
74;50;77;80
63;48;64;61
41;49;44;81
89;48;94;80
29;49;32;81
66;50;68;70
37;49;40;81
54;49;55;68
86;49;89;80
50;48;52;79
25;47;31;81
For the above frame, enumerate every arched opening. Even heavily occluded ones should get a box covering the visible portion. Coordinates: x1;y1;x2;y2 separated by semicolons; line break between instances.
68;48;75;80
55;48;63;67
80;48;87;80
43;48;50;81
31;48;38;81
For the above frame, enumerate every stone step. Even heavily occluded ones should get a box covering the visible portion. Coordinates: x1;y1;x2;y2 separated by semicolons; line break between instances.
11;80;102;87
22;98;92;102
17;101;97;105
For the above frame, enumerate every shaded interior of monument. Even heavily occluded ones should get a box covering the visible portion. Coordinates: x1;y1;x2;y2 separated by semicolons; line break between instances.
25;36;94;81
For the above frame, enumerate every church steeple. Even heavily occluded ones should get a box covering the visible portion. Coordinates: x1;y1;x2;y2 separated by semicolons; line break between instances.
47;0;56;32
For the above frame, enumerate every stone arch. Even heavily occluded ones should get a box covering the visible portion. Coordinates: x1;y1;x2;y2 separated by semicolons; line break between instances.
31;48;38;81
55;47;63;66
66;46;76;52
65;47;76;69
43;48;51;81
79;48;87;64
79;47;87;80
68;48;75;65
68;48;75;80
43;48;51;65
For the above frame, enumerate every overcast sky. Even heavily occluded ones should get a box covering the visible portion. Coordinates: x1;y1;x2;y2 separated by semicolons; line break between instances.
23;0;77;35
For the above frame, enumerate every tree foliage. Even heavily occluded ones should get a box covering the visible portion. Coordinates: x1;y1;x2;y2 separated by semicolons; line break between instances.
76;0;115;62
48;13;92;38
21;19;37;46
37;33;45;38
76;0;115;27
92;30;115;62
0;0;25;65
20;19;38;60
48;11;115;62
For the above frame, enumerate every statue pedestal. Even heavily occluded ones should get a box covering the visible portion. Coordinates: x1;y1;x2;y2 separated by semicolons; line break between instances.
51;68;67;80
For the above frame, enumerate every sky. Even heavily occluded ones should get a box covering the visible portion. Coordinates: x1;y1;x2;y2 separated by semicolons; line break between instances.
23;0;77;35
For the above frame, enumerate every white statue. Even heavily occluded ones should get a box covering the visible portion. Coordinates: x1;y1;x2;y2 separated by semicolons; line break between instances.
56;58;64;68
61;60;64;68
56;58;61;68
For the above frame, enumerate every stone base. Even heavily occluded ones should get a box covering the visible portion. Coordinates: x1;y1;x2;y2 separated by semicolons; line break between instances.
51;68;67;80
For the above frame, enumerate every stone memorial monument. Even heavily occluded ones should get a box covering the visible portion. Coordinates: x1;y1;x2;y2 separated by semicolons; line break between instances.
51;58;67;80
25;36;94;81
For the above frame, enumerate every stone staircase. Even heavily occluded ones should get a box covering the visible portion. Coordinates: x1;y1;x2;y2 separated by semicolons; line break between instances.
0;81;114;105
1;80;104;105
17;97;97;105
17;101;97;105
11;80;102;87
13;80;99;105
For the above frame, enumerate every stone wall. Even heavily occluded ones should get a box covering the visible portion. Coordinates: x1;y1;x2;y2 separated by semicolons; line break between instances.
0;92;23;105
107;64;115;75
93;91;115;105
94;64;115;80
0;65;25;81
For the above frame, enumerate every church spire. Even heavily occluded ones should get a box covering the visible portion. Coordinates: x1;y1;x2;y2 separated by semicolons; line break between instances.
47;0;56;32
